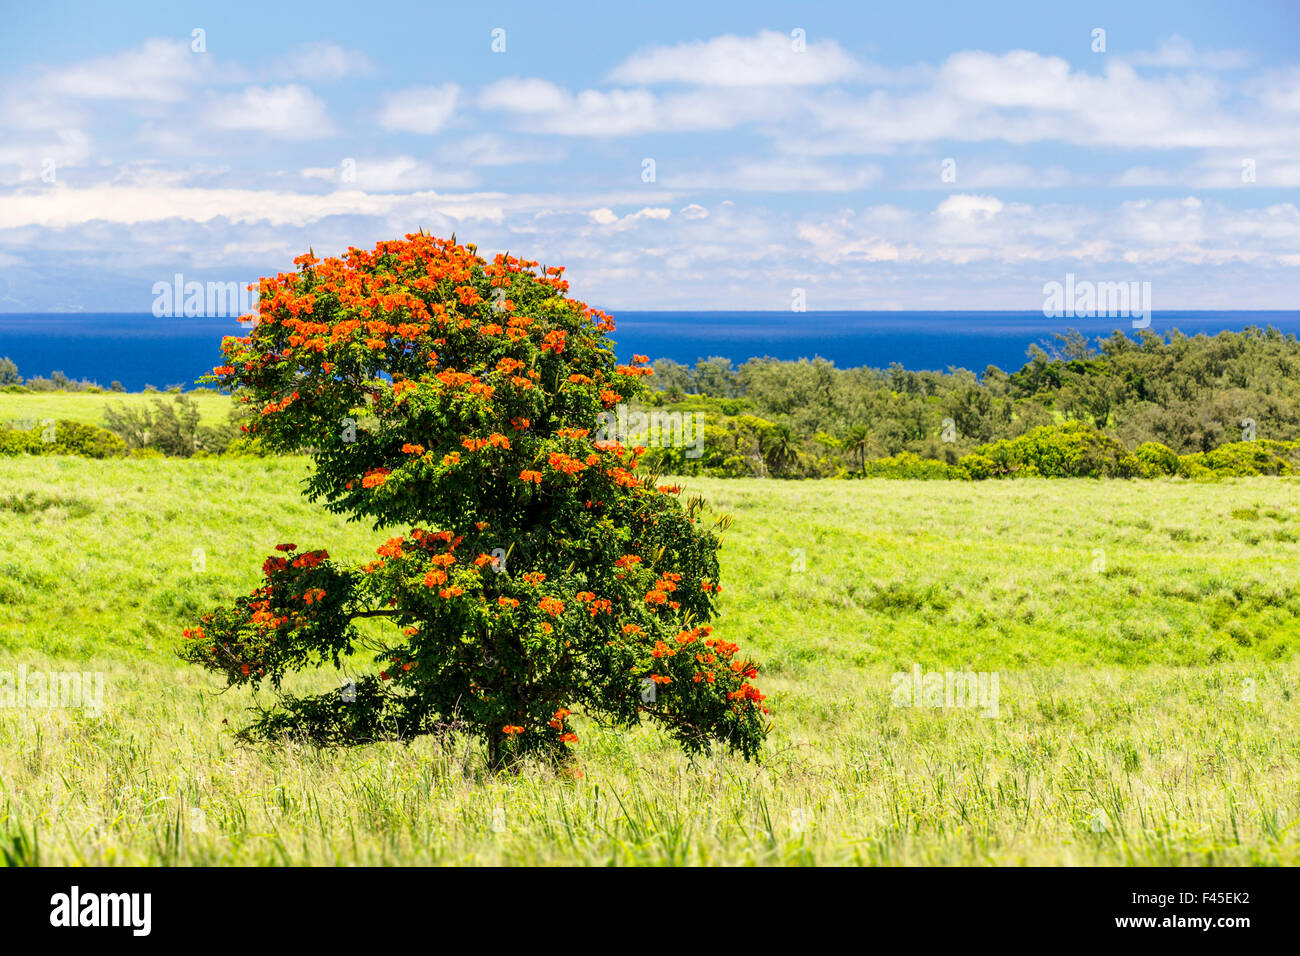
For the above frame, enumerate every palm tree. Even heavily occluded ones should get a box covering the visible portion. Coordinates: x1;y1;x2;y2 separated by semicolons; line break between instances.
759;423;799;477
845;424;875;474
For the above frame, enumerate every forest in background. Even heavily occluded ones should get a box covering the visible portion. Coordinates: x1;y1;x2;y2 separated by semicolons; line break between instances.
5;326;1300;479
640;327;1300;478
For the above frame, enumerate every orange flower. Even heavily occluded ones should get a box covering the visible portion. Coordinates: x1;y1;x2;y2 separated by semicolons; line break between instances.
547;452;586;476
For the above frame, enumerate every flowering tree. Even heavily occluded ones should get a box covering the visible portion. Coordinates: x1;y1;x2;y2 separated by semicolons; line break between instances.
180;233;768;766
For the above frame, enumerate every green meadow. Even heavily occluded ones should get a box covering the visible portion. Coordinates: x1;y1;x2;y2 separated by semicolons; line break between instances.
0;389;233;430
1;455;1298;864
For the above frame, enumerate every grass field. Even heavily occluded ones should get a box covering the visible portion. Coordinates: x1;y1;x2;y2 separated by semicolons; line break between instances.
0;389;233;431
1;456;1298;864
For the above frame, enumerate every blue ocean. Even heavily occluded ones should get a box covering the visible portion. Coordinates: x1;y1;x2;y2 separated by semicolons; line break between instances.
2;311;1299;392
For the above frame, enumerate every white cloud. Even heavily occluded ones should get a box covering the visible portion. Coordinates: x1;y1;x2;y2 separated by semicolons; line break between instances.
301;155;476;190
1128;35;1250;70
935;194;1005;220
481;79;658;135
436;133;565;166
377;84;460;134
0;184;504;228
1256;68;1300;112
908;161;1078;189
480;77;789;136
1115;150;1300;188
792;194;1300;270
43;38;219;102
586;206;671;229
272;42;373;81
0;129;92;184
0;87;86;131
667;159;882;191
0;183;682;230
608;29;869;86
207;85;334;139
790;52;1297;154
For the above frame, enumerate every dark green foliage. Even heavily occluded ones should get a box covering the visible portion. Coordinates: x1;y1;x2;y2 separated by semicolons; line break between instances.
0;419;125;458
960;422;1141;479
1179;440;1300;477
103;393;244;456
647;327;1300;479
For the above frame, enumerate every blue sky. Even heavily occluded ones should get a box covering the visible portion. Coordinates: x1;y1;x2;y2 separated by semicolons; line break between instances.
1;0;1298;311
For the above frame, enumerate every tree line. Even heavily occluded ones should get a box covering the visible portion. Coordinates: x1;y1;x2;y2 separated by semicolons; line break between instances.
641;327;1300;478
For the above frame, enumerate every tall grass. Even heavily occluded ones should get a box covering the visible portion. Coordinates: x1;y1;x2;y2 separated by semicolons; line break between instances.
1;457;1297;864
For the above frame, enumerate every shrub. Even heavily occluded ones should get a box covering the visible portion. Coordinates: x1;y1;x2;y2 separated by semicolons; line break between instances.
0;420;125;458
179;234;769;766
103;393;242;457
22;370;98;392
964;421;1140;478
1134;441;1180;477
0;426;42;455
961;447;998;478
49;420;126;458
858;451;966;480
1179;440;1300;477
